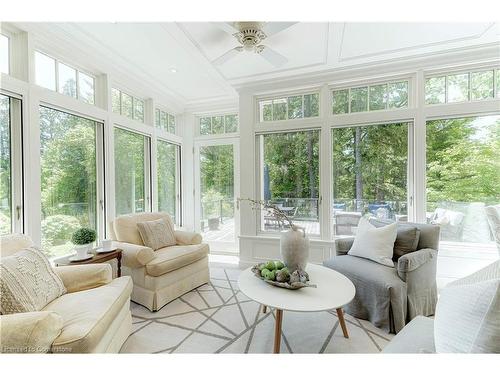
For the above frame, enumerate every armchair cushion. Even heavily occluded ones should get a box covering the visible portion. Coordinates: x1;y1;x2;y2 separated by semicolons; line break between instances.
0;311;63;353
174;230;203;245
0;233;34;258
113;212;174;246
370;219;421;260
113;241;155;269
397;248;437;282
145;244;209;277
1;248;66;314
335;237;354;255
54;264;112;293
137;218;176;250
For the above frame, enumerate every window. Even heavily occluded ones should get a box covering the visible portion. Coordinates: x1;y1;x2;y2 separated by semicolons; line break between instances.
39;107;102;258
257;130;320;235
496;70;500;98
332;123;410;236
0;94;22;235
426;115;499;246
35;51;95;104
155;108;176;134
114;127;151;215
332;81;408;114
0;34;9;74
112;88;144;123
157;140;180;223
198;114;238;135
259;93;319;122
425;69;498;104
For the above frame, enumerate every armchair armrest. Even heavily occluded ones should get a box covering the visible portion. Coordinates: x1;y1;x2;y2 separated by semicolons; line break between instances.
397;248;437;282
0;311;63;353
113;241;156;268
54;264;112;293
335;237;354;255
174;230;203;245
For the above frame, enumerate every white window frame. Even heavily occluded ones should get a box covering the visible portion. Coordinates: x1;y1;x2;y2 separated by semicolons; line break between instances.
256;90;321;124
196;112;240;138
156;137;182;224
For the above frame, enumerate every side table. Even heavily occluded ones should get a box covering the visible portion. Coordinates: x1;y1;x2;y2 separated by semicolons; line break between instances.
55;249;123;277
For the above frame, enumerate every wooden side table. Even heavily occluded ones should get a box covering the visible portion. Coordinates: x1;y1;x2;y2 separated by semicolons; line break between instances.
55;249;123;277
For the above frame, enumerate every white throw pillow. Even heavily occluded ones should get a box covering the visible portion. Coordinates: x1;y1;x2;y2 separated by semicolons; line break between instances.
434;260;499;353
347;217;397;267
136;218;176;250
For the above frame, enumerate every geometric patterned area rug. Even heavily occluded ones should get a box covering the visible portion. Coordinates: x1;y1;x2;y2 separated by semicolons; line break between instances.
121;266;394;353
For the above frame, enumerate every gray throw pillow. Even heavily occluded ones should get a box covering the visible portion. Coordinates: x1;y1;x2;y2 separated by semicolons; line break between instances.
1;247;67;314
137;218;176;250
370;219;420;260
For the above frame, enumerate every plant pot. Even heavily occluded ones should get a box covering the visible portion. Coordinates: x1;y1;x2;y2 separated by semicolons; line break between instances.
280;226;310;273
208;217;219;231
74;243;92;258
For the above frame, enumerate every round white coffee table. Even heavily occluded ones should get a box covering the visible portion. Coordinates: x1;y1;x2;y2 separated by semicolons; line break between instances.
238;263;355;353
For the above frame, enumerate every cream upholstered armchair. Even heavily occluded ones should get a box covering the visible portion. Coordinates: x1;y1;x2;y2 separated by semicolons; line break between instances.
109;212;210;312
0;234;133;353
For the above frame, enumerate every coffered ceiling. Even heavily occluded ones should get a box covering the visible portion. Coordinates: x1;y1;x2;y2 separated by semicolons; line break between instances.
9;22;500;109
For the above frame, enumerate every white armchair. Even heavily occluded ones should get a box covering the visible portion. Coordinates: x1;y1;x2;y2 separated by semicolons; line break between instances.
109;212;210;312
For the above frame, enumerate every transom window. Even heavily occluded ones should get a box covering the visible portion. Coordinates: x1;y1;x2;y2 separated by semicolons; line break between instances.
112;88;144;123
332;80;408;114
199;114;238;135
155;108;176;134
259;93;319;122
0;34;9;74
34;51;95;105
425;69;500;104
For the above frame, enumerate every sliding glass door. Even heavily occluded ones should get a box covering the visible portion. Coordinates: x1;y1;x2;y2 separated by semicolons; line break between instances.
39;106;103;258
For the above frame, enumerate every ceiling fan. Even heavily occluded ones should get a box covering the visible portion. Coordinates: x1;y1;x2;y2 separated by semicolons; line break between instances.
212;22;295;68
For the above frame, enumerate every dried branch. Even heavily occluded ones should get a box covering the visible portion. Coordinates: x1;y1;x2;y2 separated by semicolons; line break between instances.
237;198;296;229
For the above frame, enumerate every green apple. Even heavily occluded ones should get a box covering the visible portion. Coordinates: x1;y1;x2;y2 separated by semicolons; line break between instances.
261;269;270;278
274;261;285;270
264;270;276;281
265;261;276;271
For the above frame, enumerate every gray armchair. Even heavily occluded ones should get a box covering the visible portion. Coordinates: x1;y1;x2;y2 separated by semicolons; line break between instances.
324;221;440;333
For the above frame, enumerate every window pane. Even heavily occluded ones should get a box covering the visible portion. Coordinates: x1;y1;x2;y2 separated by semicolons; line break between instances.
496;70;500;98
58;63;77;98
39;107;99;258
114;128;147;215
35;51;56;91
225;114;238;133
212;116;224;134
111;88;121;114
168;114;175;134
387;81;408;108
471;71;494;100
273;98;287;121
157;140;178;223
332;89;349;114
426;116;500;246
0;95;12;234
287;95;303;119
369;84;387;111
78;72;95;104
133;98;144;123
160;111;168;130
425;76;446;104
332;123;409;236
155;109;161;128
350;87;368;112
260;130;320;235
200;117;211;135
260;101;273;122
447;73;469;103
121;93;133;118
0;34;8;74
304;93;319;117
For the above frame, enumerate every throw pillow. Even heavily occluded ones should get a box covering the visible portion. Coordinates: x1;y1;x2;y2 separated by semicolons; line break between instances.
348;217;397;267
137;218;176;250
434;260;500;353
370;219;421;260
1;247;66;314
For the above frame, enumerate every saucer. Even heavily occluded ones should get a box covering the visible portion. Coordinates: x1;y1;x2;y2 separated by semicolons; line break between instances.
96;247;115;254
69;254;93;262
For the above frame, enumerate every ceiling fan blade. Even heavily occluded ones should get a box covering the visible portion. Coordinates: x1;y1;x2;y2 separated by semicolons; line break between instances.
212;22;239;35
262;22;296;37
212;47;241;66
258;46;288;68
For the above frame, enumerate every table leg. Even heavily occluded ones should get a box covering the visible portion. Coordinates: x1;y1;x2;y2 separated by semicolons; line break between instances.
336;308;349;338
262;305;267;314
274;309;283;353
117;254;122;278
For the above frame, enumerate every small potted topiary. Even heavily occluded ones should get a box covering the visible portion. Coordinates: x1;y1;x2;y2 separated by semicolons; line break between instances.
72;228;97;258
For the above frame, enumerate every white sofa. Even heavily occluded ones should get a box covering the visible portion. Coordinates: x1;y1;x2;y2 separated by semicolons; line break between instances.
109;212;210;312
0;234;133;353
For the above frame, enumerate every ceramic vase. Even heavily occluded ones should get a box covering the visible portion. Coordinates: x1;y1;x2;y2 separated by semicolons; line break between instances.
74;244;91;258
280;226;310;273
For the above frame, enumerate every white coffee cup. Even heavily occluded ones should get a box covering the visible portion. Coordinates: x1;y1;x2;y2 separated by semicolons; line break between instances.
101;239;112;250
